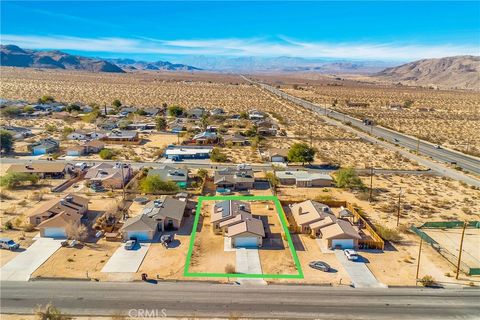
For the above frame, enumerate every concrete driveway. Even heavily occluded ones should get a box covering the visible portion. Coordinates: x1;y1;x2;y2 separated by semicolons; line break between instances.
0;238;63;281
334;250;386;288
101;243;150;273
235;249;266;285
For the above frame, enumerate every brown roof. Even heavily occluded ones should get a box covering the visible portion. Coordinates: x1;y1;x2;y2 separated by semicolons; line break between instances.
30;194;89;218
84;140;105;148
7;163;69;174
291;200;332;226
320;219;361;240
37;211;81;228
268;148;288;157
228;217;265;237
310;215;337;230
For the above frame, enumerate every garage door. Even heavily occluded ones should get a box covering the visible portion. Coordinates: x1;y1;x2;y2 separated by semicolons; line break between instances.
332;239;354;249
127;231;151;241
234;237;257;248
43;228;67;239
271;156;285;163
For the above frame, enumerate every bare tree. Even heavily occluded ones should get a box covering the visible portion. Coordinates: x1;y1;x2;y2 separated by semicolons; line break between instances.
65;222;88;242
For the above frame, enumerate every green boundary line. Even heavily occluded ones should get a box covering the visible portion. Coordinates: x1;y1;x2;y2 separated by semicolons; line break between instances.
183;195;304;279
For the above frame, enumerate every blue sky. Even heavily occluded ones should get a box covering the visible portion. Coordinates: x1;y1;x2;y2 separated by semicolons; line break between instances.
1;1;479;62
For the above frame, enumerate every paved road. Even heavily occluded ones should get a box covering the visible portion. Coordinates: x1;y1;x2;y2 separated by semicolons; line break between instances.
243;76;480;184
1;281;479;319
0;157;437;176
0;238;63;281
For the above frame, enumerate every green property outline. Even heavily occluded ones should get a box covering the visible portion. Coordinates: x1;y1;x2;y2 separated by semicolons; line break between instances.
183;195;304;279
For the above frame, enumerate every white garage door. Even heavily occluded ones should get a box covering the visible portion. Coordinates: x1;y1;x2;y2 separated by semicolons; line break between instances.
271;156;285;163
43;228;67;239
332;239;354;249
127;231;151;241
234;237;257;248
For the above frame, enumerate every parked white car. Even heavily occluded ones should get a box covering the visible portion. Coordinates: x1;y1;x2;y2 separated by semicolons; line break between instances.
344;249;359;261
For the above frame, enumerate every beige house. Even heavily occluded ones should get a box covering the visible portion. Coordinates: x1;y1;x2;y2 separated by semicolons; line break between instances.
28;194;89;238
120;214;158;241
7;163;74;179
211;200;264;248
85;163;133;189
276;171;333;187
289;200;361;249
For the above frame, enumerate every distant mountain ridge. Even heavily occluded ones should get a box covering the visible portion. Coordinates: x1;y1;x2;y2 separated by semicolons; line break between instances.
1;45;125;73
108;58;201;71
0;45;200;73
375;55;480;90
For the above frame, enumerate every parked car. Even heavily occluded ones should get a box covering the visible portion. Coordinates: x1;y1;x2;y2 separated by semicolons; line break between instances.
344;249;359;261
125;239;137;250
160;234;173;248
434;144;442;149
309;261;331;272
393;138;399;143
0;238;20;251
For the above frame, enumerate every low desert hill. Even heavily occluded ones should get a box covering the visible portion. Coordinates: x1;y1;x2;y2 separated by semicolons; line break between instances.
375;55;479;90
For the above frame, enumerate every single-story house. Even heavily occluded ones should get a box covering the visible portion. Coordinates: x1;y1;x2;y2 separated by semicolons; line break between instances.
191;131;218;144
85;163;132;189
66;140;105;156
318;219;362;249
214;166;255;191
126;123;156;131
29;194;89;238
147;165;188;188
210;108;225;116
142;196;187;231
102;130;140;144
222;134;248;146
276;171;333;187
289;200;361;248
164;145;213;160
67;131;106;141
256;121;278;136
249;110;265;120
267;148;288;163
7;163;73;179
28;138;59;155
121;214;158;241
144;107;162;117
187;107;206;119
211;200;264;247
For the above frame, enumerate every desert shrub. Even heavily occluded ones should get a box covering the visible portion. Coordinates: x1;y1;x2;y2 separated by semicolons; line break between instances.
375;224;402;242
197;169;208;180
99;148;117;160
210;148;228;162
335;167;365;189
24;223;35;232
0;130;14;152
419;275;436;287
0;173;39;189
168;105;184;117
1;106;22;118
45;124;57;132
35;303;70;320
3;220;14;230
140;176;179;193
38;95;55;104
225;264;236;274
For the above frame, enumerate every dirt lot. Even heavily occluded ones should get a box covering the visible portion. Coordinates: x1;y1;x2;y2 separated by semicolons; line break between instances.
31;239;121;280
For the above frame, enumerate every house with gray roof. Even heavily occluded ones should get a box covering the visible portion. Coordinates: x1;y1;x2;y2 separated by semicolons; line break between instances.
214;166;255;191
142;196;187;231
276;171;333;187
120;214;158;241
147;165;188;188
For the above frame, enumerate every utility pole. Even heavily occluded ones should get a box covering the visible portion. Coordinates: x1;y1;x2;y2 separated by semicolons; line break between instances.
396;187;402;226
455;221;467;279
120;163;126;201
415;237;423;286
369;167;374;202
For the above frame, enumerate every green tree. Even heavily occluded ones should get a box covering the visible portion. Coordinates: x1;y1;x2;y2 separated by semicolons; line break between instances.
210;148;228;162
135;109;147;116
99;148;116;160
265;172;280;188
140;175;179;193
1;106;21;118
112;99;122;109
200;114;210;130
0;130;14;153
239;111;248;119
0;173;39;189
335;167;365;189
168;105;184;117
23;105;35;114
287;143;316;165
38;95;55;104
81;109;101;123
155;117;167;131
197;169;208;180
66;103;81;113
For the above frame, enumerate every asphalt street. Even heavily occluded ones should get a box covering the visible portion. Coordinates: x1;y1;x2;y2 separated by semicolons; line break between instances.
243;76;480;185
1;281;479;319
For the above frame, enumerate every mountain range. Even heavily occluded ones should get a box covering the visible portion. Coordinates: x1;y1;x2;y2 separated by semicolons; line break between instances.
1;44;478;89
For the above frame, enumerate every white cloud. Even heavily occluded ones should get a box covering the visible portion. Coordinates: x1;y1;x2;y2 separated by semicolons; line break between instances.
1;34;478;60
